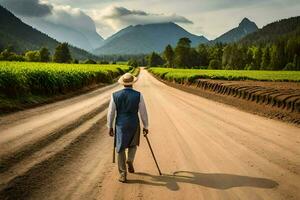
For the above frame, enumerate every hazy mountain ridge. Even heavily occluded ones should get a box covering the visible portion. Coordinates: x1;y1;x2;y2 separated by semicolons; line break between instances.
240;16;300;44
21;17;104;51
94;22;208;55
211;18;258;44
0;5;98;60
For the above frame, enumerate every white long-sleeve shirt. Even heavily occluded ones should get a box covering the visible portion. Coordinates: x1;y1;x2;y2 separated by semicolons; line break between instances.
107;93;149;129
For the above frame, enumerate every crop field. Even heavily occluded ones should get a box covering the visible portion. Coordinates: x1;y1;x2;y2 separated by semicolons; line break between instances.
0;62;131;97
148;68;300;82
149;67;300;117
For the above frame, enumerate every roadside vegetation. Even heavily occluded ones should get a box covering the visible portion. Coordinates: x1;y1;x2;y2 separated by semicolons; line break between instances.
0;41;140;113
149;68;300;82
130;67;141;77
0;62;130;113
0;62;130;98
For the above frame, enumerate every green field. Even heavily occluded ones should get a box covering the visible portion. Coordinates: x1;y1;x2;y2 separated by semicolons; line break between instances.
148;68;300;82
0;61;131;97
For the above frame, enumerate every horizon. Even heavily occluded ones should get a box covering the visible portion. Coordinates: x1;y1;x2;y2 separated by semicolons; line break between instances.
0;0;300;40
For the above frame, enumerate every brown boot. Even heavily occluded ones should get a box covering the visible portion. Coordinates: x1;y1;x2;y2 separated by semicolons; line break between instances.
127;161;135;173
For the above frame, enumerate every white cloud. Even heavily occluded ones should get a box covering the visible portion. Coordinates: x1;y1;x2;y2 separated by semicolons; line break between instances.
45;4;97;32
0;0;98;33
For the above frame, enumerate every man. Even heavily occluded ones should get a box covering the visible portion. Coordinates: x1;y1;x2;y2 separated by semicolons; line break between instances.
107;72;149;183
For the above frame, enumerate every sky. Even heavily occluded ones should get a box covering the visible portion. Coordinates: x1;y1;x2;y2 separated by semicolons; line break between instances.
1;0;300;40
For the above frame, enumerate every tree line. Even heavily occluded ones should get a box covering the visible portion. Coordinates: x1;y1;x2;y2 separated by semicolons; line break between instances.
147;36;300;71
0;42;74;63
0;43;114;64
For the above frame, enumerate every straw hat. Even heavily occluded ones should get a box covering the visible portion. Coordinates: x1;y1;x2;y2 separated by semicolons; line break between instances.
118;73;138;86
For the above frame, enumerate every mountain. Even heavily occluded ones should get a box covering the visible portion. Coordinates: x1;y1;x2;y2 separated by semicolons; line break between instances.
240;16;300;44
94;22;209;55
211;18;258;44
0;5;97;60
21;17;104;51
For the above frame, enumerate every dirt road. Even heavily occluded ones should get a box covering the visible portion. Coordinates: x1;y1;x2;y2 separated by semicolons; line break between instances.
0;68;299;200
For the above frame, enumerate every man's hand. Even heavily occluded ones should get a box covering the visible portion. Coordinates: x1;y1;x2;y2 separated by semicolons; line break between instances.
143;128;149;136
108;128;114;137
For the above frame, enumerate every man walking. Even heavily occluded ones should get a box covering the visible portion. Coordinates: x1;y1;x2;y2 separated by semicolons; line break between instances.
107;72;149;183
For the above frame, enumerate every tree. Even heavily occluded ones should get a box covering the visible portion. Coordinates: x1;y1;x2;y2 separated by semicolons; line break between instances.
293;54;300;70
174;37;191;68
197;44;209;66
148;52;164;67
84;59;97;64
222;45;232;68
269;45;280;70
253;46;262;70
244;47;253;69
269;42;285;70
0;49;25;61
189;48;201;67
0;49;14;61
209;43;223;62
224;44;241;70
99;60;109;64
283;63;296;70
25;50;40;62
277;41;286;70
261;46;271;70
285;38;299;63
163;45;174;68
128;59;138;68
234;45;249;70
208;59;221;69
39;47;50;62
53;43;72;63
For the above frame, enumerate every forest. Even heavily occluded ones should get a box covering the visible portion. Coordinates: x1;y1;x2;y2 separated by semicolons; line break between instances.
147;16;300;71
147;35;300;71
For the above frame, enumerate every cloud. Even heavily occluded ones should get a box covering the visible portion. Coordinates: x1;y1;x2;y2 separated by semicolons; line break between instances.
46;4;97;32
0;0;53;17
102;6;192;24
103;6;148;18
0;0;98;32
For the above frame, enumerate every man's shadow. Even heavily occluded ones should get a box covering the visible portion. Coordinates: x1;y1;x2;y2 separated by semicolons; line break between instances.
127;171;278;191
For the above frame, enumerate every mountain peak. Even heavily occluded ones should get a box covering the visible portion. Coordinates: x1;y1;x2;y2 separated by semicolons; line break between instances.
94;22;208;55
211;17;258;44
239;18;257;28
240;18;251;24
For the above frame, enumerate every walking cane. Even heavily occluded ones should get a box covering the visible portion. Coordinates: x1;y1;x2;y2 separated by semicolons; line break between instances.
113;133;116;163
143;130;162;175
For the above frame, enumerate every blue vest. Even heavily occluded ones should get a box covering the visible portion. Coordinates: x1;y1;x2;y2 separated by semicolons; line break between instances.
113;88;140;152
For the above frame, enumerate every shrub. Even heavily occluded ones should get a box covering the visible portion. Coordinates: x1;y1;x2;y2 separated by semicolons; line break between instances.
99;60;109;64
39;47;50;62
84;59;97;64
208;59;221;69
128;59;138;68
25;51;41;62
283;62;296;71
